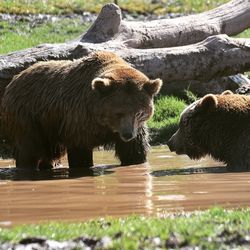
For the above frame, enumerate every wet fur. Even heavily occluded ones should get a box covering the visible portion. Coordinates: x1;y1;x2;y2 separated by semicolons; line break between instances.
2;51;161;169
168;93;250;172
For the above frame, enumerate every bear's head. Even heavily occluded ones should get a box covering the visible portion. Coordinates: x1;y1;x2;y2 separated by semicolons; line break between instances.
92;67;162;142
167;94;219;160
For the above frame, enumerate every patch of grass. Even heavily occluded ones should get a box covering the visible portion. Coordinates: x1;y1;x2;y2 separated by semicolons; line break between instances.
236;28;250;38
0;1;249;55
0;17;90;55
151;96;186;122
1;207;250;249
148;95;186;144
167;0;228;13
0;0;229;15
184;89;198;104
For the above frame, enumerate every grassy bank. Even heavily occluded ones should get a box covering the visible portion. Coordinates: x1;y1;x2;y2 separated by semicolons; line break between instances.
0;18;90;55
0;0;249;55
148;95;187;144
1;0;229;15
1;207;250;249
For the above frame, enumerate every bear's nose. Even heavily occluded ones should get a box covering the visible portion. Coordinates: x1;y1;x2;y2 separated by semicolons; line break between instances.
121;131;135;142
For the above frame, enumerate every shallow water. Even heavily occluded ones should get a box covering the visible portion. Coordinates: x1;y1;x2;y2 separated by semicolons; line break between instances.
0;146;250;226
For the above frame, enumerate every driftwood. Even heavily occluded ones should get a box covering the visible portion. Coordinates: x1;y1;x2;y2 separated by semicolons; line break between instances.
0;0;250;95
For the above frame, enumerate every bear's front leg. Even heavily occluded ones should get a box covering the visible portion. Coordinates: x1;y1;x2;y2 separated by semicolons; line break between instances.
15;139;41;170
115;126;150;166
226;137;250;172
67;146;93;168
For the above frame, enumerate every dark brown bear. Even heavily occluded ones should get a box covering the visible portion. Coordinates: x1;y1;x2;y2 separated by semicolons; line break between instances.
2;51;162;170
167;92;250;171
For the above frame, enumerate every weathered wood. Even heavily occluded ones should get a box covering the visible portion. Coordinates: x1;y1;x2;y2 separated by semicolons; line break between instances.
0;0;250;92
82;0;250;48
121;35;250;82
1;35;249;85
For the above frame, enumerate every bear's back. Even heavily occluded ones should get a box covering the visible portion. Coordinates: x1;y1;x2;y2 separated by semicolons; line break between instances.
216;94;250;115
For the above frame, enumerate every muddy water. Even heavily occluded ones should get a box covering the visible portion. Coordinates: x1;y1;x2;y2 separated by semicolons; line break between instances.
0;146;250;226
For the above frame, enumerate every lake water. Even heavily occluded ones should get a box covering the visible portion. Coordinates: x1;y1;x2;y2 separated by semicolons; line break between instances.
1;146;250;226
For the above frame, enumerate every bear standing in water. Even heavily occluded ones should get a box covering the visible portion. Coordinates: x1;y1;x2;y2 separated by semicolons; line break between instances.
167;92;250;172
2;51;162;170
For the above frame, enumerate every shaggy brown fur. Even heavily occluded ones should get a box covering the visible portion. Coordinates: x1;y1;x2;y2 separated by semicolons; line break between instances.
167;92;250;172
2;51;162;170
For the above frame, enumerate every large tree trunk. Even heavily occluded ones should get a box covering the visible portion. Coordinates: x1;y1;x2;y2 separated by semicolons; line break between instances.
0;0;250;95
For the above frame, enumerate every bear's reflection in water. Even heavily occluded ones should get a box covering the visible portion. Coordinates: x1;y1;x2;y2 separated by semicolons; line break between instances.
0;165;115;181
1;146;250;226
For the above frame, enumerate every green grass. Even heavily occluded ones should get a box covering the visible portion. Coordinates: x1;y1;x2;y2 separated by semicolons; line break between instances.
0;1;249;55
0;17;90;55
0;19;249;56
1;207;250;249
0;0;229;15
236;28;250;38
148;96;187;144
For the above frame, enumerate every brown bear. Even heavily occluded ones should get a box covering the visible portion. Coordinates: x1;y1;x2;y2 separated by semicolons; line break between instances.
2;51;162;170
167;92;250;172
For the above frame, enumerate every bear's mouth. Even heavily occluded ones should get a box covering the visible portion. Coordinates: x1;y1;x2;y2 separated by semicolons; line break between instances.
187;151;204;160
175;149;186;155
120;132;135;142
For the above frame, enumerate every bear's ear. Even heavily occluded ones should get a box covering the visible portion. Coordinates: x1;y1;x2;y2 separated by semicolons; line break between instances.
92;77;112;94
221;90;233;95
143;78;163;97
197;94;218;112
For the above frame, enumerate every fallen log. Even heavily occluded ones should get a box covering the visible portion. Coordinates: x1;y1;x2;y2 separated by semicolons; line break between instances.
0;0;250;94
82;0;250;48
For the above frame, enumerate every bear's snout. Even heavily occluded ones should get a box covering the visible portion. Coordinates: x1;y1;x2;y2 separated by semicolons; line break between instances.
120;130;136;142
167;137;174;152
167;130;186;155
119;116;137;142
